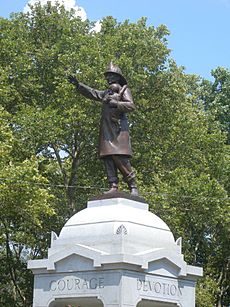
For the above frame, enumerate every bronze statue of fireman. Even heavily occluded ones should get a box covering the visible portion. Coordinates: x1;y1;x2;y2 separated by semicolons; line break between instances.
68;62;138;196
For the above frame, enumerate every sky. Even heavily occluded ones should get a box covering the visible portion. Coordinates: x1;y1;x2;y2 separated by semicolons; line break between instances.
1;0;230;80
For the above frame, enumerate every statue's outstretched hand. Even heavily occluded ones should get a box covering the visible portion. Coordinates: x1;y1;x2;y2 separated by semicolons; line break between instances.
68;75;79;86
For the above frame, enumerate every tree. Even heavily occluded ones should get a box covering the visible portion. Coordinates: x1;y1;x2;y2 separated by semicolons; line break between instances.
189;68;230;306
0;107;55;306
196;67;230;144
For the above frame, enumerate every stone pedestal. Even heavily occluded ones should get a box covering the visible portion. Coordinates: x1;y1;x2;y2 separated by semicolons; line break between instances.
28;196;202;307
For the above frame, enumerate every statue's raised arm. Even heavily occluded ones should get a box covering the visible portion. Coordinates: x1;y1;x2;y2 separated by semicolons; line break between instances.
68;62;138;196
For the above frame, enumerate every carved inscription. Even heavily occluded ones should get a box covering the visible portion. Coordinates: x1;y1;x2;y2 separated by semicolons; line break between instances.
137;279;182;297
50;277;104;292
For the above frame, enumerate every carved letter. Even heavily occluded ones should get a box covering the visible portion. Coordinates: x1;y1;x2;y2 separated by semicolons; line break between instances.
75;278;81;289
154;282;162;293
170;284;177;296
162;283;170;296
137;279;142;290
143;281;149;292
67;279;74;291
178;286;183;296
58;280;65;291
148;280;152;291
89;278;97;289
82;279;89;289
99;278;104;289
162;283;166;295
50;281;57;291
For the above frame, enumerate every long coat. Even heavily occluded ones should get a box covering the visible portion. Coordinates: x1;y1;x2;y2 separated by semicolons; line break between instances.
77;82;135;158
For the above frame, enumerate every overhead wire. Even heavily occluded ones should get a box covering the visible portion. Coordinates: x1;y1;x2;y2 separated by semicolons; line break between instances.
0;177;229;201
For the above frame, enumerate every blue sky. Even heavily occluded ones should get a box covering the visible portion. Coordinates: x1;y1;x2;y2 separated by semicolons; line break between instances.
1;0;230;80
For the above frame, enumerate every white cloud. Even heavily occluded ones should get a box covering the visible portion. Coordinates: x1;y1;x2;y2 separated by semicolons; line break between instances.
24;0;87;20
91;20;102;33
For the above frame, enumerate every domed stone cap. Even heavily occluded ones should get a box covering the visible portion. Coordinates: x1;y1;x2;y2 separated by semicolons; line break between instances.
58;197;178;255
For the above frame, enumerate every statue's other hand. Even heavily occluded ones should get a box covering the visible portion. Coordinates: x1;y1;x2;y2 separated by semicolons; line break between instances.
68;75;79;86
108;98;118;108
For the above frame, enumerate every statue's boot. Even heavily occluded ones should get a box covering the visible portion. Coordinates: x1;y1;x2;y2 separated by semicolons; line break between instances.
129;184;139;196
125;172;139;196
104;182;118;194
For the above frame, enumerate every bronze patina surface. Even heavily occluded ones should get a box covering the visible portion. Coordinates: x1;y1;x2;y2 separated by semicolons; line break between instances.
68;62;139;196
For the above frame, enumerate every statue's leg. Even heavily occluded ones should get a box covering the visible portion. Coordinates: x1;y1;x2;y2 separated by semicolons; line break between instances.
112;155;138;196
103;156;119;193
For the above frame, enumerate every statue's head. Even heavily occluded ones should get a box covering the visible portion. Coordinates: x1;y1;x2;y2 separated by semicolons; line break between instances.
104;62;127;86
